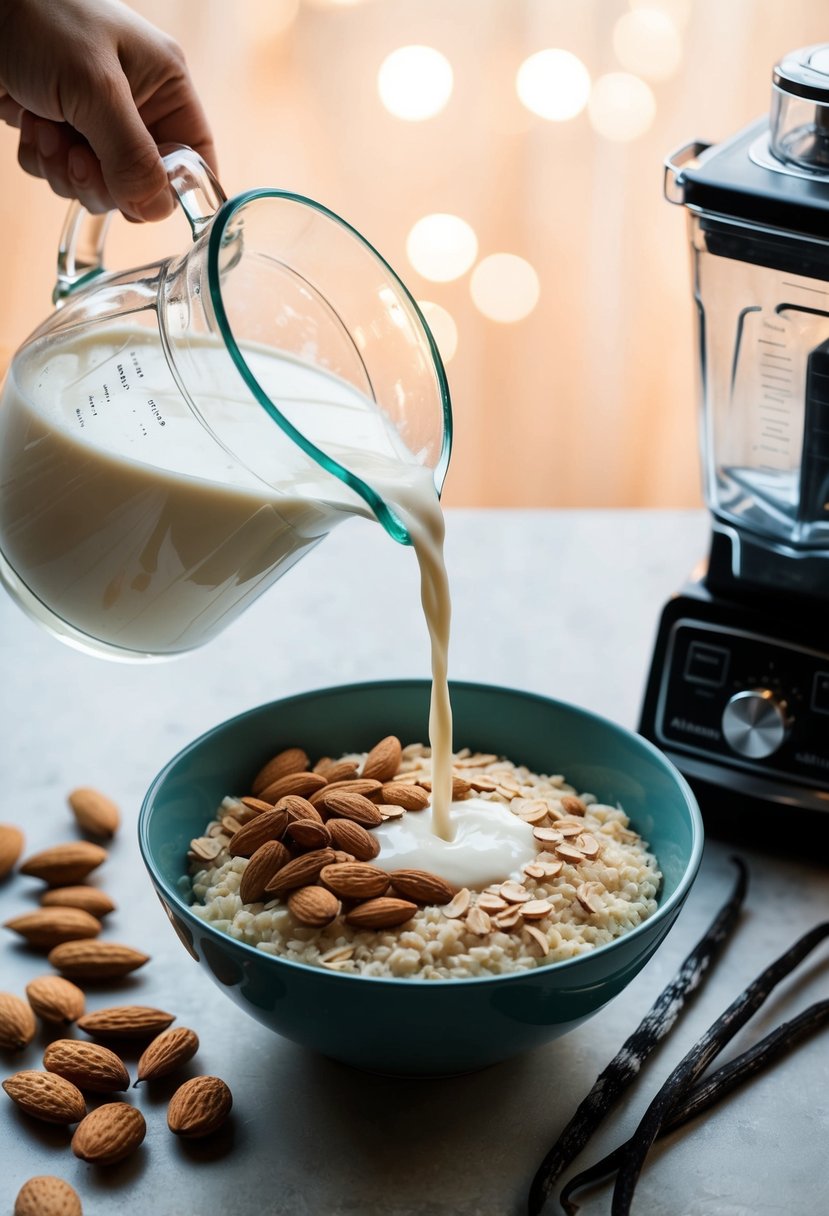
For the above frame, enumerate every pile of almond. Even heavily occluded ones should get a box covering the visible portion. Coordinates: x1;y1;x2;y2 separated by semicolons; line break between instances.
191;737;459;930
1;792;233;1214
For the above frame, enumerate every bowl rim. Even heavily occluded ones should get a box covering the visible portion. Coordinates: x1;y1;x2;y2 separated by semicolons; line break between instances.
138;678;704;989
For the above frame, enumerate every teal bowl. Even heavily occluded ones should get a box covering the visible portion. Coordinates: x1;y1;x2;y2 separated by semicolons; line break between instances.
139;680;703;1076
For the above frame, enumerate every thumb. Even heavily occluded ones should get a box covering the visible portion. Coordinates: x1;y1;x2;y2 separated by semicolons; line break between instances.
71;69;173;222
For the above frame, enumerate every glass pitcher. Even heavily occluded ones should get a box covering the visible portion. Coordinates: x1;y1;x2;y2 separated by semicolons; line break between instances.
0;147;451;659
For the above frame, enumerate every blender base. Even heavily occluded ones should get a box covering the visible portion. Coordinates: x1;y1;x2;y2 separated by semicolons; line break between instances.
639;573;829;846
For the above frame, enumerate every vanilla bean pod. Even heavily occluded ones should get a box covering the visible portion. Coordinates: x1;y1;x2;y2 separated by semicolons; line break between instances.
558;997;829;1215
610;921;829;1215
526;857;748;1216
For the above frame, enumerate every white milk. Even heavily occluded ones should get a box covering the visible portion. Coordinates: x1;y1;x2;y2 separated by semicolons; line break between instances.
0;323;529;881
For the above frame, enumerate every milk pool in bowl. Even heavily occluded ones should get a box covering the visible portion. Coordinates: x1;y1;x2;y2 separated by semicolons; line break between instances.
139;680;703;1076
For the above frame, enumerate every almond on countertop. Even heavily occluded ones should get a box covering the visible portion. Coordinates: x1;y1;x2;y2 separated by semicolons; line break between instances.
0;991;37;1050
76;1005;174;1038
5;907;102;950
48;941;149;980
14;1175;83;1216
0;824;24;879
2;1070;86;1124
26;976;86;1025
136;1027;199;1085
71;1102;146;1164
40;886;116;917
19;842;107;887
43;1039;129;1094
67;788;120;838
167;1075;232;1138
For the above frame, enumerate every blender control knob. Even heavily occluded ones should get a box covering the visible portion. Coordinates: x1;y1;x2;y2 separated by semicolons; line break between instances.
721;690;790;759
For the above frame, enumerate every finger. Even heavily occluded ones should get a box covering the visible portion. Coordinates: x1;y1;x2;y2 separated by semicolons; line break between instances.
0;95;24;129
29;118;113;212
68;64;175;222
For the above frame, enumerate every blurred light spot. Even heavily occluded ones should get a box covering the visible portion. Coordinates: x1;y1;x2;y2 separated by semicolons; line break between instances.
629;0;691;28
239;0;299;37
470;254;540;323
418;301;458;362
378;46;453;121
304;0;370;8
588;73;656;141
613;9;682;80
516;49;591;121
406;215;478;282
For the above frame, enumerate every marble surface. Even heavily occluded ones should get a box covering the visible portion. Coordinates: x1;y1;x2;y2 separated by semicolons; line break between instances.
1;509;827;1216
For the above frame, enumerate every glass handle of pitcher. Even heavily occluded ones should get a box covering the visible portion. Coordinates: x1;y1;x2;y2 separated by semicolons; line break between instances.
53;144;227;304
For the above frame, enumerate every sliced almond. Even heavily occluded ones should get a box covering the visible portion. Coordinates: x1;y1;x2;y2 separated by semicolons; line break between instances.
476;893;509;913
418;775;472;801
521;899;553;920
189;836;223;862
377;805;406;820
288;885;341;927
467;777;499;793
361;736;402;783
575;833;600;859
513;799;552;824
442;888;471;919
465;906;492;936
522;863;547;880
576;881;605;915
492;906;524;930
499;881;532;904
556;844;586;864
533;826;563;845
251;747;310;796
560;795;587;817
319;945;354;968
524;925;551;956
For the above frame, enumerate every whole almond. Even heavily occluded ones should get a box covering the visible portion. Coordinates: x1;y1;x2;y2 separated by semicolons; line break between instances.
227;809;288;858
318;760;358;783
388;869;456;906
320;791;383;828
344;897;417;930
67;788;120;838
26;976;85;1025
136;1026;199;1084
44;1039;129;1093
0;991;37;1050
239;840;291;904
14;1175;82;1216
285;819;331;851
77;1005;174;1038
71;1102;146;1164
311;779;383;809
20;842;107;887
418;775;472;801
277;795;324;824
48;941;149;980
287;885;340;927
2;1070;86;1124
361;736;402;782
319;862;390;900
167;1075;232;1138
326;819;381;861
560;795;587;817
0;823;24;879
251;747;309;796
239;796;275;816
40;887;116;917
257;770;327;804
5;907;101;950
378;783;430;811
264;848;337;895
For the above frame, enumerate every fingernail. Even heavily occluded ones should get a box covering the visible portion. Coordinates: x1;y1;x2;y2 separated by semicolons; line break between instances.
68;146;90;185
35;121;60;158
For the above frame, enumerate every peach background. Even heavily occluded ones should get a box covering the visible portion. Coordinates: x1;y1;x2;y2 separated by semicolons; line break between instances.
1;0;827;509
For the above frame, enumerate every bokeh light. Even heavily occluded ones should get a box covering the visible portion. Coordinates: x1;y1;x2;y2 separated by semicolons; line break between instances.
418;301;459;363
588;73;656;141
629;0;692;28
613;9;682;81
470;254;540;323
238;0;300;38
378;46;454;121
516;49;591;122
406;215;479;282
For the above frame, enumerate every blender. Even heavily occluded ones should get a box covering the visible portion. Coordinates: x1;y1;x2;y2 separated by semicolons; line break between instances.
640;45;829;830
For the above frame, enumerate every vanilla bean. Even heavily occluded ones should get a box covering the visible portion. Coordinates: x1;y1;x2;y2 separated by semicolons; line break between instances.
526;856;748;1216
610;921;829;1215
558;997;829;1215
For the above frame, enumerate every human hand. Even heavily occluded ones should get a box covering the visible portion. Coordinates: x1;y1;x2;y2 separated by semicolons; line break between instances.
0;0;216;221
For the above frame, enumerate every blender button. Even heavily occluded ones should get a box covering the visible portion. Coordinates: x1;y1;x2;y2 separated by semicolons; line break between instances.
684;641;730;687
811;670;829;715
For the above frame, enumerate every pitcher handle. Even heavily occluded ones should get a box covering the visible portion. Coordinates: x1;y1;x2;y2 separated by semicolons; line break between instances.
53;144;227;304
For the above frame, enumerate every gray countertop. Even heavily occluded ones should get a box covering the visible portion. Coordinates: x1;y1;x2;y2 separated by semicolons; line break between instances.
1;509;826;1216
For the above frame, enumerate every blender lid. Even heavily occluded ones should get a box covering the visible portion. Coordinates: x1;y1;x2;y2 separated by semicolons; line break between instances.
668;44;829;239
